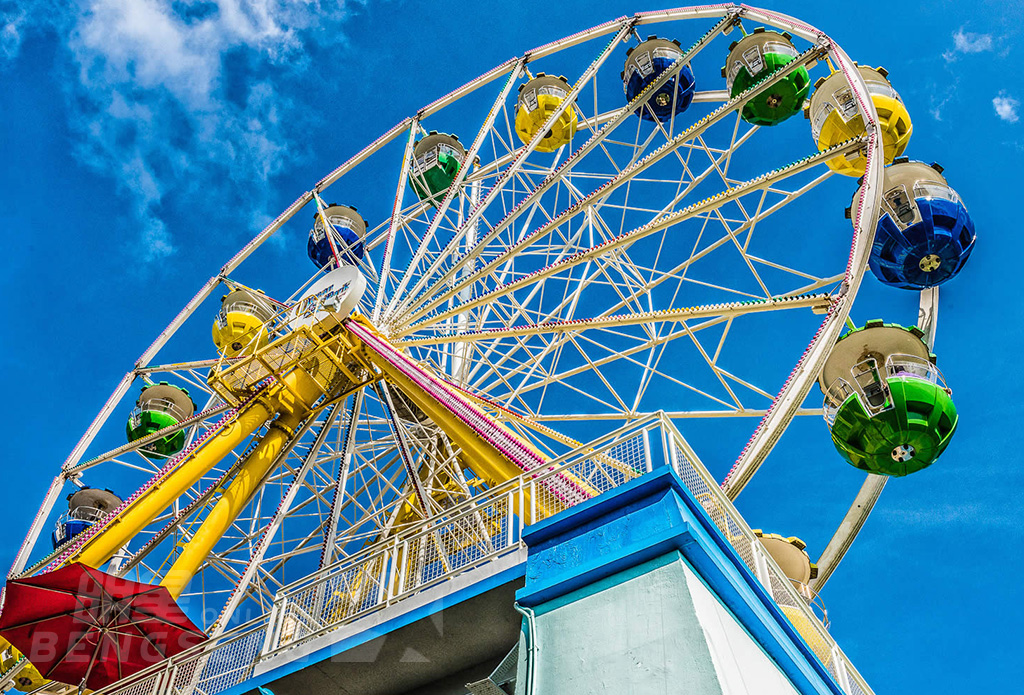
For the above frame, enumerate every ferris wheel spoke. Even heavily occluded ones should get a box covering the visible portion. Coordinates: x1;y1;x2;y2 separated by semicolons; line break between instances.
257;525;334;587
124;409;337;595
695;156;779;298
565;335;634;412
346;448;408;516
372;123;420;320
747;254;831;284
385;58;529;313
397;118;766;327
585;324;742;410
66;403;232;474
137;358;222;374
319;390;361;569
629;336;670;412
375;383;433;520
460;234;593;340
489;322;702;401
514;326;740;412
462;35;820;291
783;272;846;297
328;419;436;548
464;338;556;412
719;109;745;176
395;290;827;350
458;276;827;403
695;119;756;192
708;206;773;298
468;169;817;335
715;367;777;401
182;370;222;397
388;18;743;322
402;137;860;337
680;322;745;409
472;283;826;412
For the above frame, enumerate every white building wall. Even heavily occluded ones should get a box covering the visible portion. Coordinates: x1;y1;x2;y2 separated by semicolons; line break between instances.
685;563;801;695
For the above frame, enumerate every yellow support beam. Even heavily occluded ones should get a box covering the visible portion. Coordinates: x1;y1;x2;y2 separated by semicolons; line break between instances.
352;318;538;492
67;330;337;592
69;397;276;570
348;316;580;524
162;370;324;599
59;309;607;602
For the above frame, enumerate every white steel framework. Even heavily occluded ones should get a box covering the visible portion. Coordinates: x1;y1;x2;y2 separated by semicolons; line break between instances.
4;11;901;692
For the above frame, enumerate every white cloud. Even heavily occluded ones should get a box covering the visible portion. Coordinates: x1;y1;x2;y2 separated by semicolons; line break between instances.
929;80;960;123
953;28;993;53
0;6;30;62
6;0;355;261
943;27;995;62
993;93;1020;123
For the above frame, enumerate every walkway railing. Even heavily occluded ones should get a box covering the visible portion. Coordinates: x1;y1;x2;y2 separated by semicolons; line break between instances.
89;413;873;695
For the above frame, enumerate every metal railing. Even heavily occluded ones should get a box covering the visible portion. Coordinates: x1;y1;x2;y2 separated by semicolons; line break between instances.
823;353;948;427
822;378;855;426
887;353;946;386
129;397;194;425
795;581;830;629
260;420;650;659
216;301;272;325
208;325;355;405
90;617;271;695
91;414;873;695
51;506;116;549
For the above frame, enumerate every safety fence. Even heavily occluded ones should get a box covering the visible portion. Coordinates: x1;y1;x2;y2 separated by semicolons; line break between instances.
88;413;872;695
259;420;651;659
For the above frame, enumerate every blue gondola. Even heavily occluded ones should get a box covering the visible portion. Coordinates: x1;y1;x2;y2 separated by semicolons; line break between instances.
308;204;366;269
849;158;976;289
51;487;122;549
622;36;696;123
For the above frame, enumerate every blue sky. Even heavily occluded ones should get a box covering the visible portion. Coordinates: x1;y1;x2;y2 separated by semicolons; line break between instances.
1;0;1022;692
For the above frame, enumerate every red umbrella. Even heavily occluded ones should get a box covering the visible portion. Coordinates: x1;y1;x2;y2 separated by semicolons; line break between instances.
0;563;207;690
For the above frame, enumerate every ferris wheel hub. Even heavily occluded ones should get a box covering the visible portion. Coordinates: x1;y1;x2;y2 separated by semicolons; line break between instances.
891;444;915;462
919;254;942;272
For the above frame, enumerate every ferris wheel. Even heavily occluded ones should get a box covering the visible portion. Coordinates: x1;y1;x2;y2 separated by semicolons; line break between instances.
1;5;975;692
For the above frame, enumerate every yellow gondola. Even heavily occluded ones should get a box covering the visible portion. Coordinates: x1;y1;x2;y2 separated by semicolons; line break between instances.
514;74;578;153
805;65;912;177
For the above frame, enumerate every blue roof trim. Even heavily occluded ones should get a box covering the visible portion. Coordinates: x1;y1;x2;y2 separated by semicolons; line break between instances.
516;467;847;695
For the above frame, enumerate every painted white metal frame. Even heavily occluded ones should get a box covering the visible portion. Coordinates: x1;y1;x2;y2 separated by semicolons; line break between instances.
9;9;904;674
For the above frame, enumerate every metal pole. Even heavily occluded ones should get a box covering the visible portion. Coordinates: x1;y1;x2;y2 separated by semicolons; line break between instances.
722;38;886;499
372;122;420;322
383;59;527;321
319;390;363;570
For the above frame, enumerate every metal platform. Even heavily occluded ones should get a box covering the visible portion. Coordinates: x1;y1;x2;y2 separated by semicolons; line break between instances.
68;415;873;695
